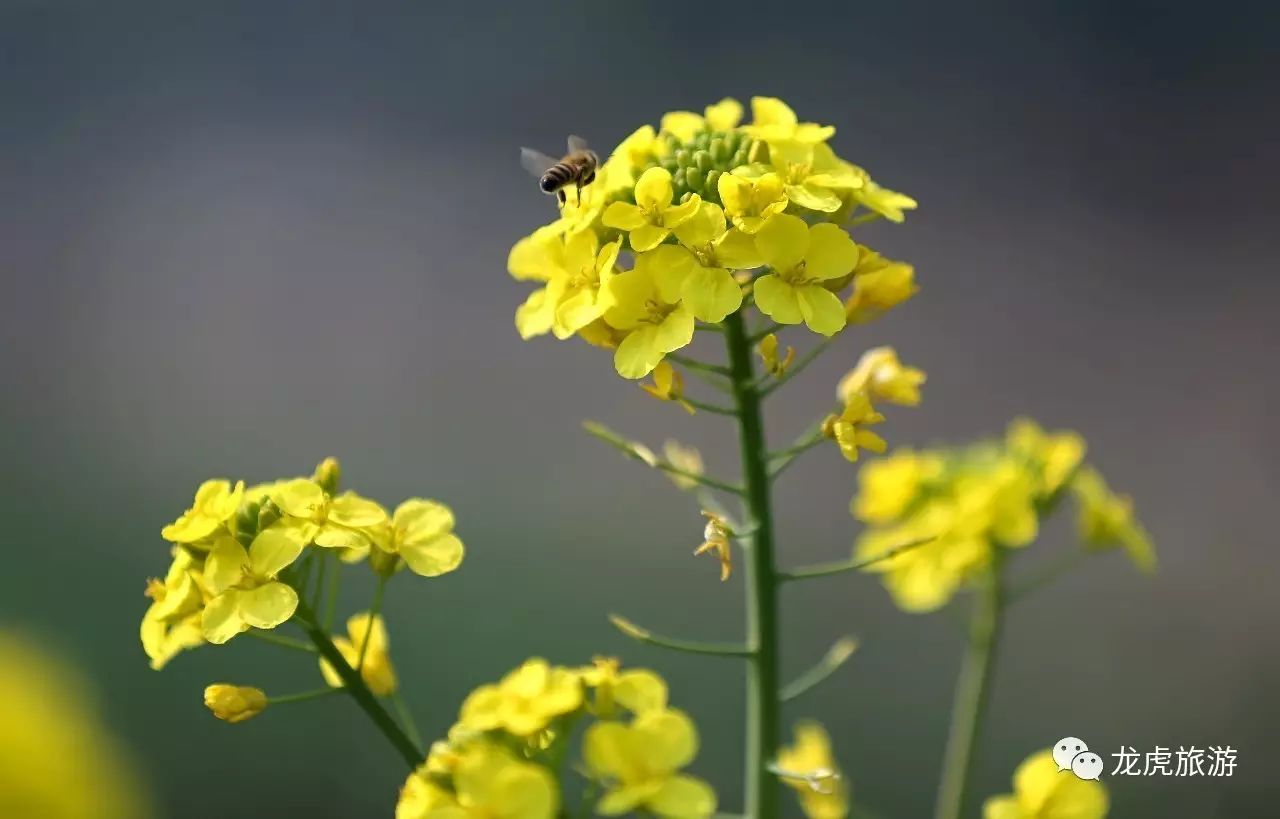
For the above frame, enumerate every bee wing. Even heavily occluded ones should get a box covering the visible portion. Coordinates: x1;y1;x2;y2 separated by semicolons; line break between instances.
566;135;590;154
520;147;559;178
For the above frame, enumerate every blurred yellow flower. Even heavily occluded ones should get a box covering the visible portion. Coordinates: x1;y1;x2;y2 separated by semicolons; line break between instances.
821;392;888;463
319;612;398;696
853;450;943;525
660;98;743;142
1;631;152;819
844;249;918;324
200;526;307;644
272;478;386;550
837;346;926;406
1005;418;1085;495
754;215;858;336
1072;467;1156;572
662;439;704;490
458;658;583;737
398;744;559;819
583;708;716;818
850;178;918;223
370;499;466;578
776;721;850;819
579;656;668;717
604;167;702;252
161;478;244;543
203;684;267;723
983;749;1108;819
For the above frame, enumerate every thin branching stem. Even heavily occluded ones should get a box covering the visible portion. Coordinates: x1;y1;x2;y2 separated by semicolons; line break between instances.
391;690;423;749
358;574;387;671
768;427;826;480
246;630;317;653
1006;549;1091;605
269;687;342;706
779;637;859;702
668;353;732;376
608;614;752;657
749;322;786;344
683;396;739;416
778;537;934;582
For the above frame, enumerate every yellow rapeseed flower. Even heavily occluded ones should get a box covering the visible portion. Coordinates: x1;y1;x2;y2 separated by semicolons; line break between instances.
758;332;796;377
718;171;789;233
983;749;1108;819
604;167;702;252
837;346;926;406
271;478;387;550
641;360;695;414
1071;467;1156;572
583;708;717;818
369;499;466;578
579;656;668;717
659;98;744;142
140;546;206;670
602;246;697;378
509;227;622;340
744;96;834;145
399;743;559;819
754;214;858;336
853;450;943;525
161;478;245;543
671;201;758;321
318;612;398;696
844;249;918;324
748;141;864;213
850;177;918;223
203;684;267;723
821;392;888;463
776;721;850;819
1005;418;1085;495
458;658;583;737
200;526;308;644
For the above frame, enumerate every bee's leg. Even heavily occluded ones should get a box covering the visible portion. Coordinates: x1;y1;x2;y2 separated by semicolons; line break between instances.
557;189;566;205
575;182;582;206
583;170;596;186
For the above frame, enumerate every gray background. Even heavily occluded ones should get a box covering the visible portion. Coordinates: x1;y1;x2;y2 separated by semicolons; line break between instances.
2;1;1277;817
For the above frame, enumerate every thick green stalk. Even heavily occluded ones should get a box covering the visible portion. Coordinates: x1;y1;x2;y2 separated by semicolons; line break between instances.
934;555;1006;819
723;312;781;819
294;597;422;769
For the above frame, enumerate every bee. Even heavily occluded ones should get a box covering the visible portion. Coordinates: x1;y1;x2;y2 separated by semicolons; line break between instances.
520;136;599;205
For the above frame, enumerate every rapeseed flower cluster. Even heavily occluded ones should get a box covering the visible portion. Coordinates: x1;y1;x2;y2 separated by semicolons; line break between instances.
140;458;463;667
852;419;1155;612
509;96;916;379
396;657;715;819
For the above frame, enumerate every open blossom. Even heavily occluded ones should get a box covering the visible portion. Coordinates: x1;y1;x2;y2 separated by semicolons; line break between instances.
983;749;1108;819
506;96;916;379
776;722;851;819
584;708;716;819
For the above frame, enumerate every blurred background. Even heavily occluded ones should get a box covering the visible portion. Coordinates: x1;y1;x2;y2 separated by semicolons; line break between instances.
2;1;1278;817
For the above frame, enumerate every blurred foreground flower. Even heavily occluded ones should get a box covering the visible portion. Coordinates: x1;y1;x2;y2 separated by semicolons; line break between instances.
983;749;1108;819
0;630;152;819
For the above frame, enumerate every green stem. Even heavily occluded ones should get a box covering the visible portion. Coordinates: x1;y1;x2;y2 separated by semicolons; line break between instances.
609;614;752;657
668;353;731;376
391;690;424;749
683;396;739;416
246;630;316;653
359;574;387;671
934;554;1006;819
779;637;858;702
295;597;422;769
724;311;781;819
269;687;342;706
779;537;935;582
324;551;340;631
1006;549;1090;605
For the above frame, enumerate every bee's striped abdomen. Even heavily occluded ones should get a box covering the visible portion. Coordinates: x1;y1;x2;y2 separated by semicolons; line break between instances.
540;163;574;193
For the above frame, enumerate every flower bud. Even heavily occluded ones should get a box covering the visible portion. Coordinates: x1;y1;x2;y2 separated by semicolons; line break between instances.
204;684;267;723
313;456;342;494
369;546;401;579
235;499;261;544
256;499;282;532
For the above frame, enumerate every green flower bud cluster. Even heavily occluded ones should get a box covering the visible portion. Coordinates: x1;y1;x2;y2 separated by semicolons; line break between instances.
658;130;756;206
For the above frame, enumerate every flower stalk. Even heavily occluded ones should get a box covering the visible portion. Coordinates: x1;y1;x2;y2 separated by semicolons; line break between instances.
724;311;782;819
934;554;1006;819
294;597;422;769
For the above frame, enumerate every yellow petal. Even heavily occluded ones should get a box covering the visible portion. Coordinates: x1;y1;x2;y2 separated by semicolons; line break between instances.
346;612;389;656
271;478;325;519
681;266;743;323
314;524;370;550
201;592;248;644
238;581;299;630
634;167;675;211
628;223;670;253
328;494;387;527
400;532;465;577
804;224;859;281
649;775;716;819
662;193;702;228
248;526;305;578
796;285;847;336
753;275;803;325
754;214;808;271
204;536;250;596
603;201;647;231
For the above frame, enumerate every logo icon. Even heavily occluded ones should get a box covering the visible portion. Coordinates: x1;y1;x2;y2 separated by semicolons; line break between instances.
1053;736;1102;780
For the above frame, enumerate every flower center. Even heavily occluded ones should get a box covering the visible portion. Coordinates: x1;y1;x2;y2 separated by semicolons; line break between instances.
642;298;674;324
783;161;812;185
